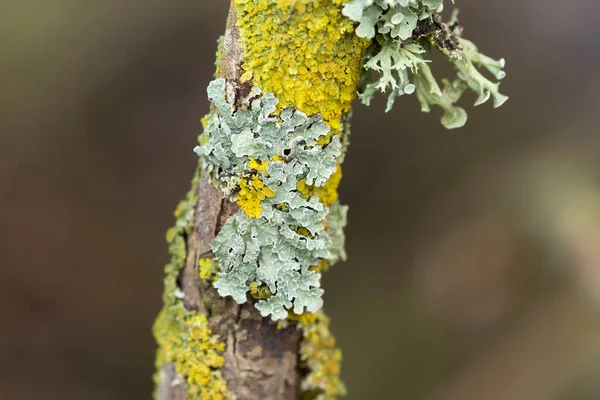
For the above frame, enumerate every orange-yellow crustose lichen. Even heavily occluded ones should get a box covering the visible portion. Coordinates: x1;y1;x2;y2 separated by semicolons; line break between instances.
298;164;342;207
236;158;274;219
234;0;369;132
310;259;330;273
237;173;275;219
199;257;218;281
250;281;272;299
154;305;228;400
154;173;230;400
248;157;269;172
288;310;346;399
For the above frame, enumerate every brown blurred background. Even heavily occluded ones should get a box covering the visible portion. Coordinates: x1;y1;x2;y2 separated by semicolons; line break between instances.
2;1;600;399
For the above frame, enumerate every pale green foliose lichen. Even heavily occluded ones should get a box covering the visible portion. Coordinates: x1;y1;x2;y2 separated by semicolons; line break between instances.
324;202;348;265
194;78;347;320
343;0;445;39
342;0;508;128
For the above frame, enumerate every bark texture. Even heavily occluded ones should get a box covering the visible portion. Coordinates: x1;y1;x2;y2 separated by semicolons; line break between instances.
157;2;303;399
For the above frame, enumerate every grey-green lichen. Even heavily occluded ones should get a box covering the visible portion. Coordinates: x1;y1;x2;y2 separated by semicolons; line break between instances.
342;0;508;128
324;202;348;265
194;78;348;321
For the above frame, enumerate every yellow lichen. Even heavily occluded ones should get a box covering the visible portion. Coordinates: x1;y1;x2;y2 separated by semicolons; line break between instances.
236;174;275;219
154;305;229;400
154;167;231;399
165;227;177;244
297;227;313;237
310;259;330;273
199;258;218;281
201;115;210;130
234;0;370;131
289;310;346;399
214;35;225;78
173;203;185;219
297;164;342;207
250;282;272;299
248;157;269;173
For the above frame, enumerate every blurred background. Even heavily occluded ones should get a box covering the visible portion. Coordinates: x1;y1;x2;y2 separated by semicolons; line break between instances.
2;0;600;399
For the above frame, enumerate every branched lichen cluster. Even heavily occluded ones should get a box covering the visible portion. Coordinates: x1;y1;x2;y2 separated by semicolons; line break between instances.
342;0;508;128
195;78;346;321
153;170;230;400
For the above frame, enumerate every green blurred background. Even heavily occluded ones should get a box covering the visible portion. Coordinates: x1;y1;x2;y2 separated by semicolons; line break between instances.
2;1;600;399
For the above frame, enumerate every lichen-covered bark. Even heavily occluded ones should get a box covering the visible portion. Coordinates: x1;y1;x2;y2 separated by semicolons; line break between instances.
156;2;301;399
155;1;508;398
154;1;367;399
180;174;303;399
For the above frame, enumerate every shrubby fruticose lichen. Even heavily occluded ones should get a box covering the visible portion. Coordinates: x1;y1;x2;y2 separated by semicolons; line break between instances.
342;0;508;128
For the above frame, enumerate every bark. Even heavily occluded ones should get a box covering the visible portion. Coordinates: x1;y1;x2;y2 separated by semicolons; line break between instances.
156;2;303;399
